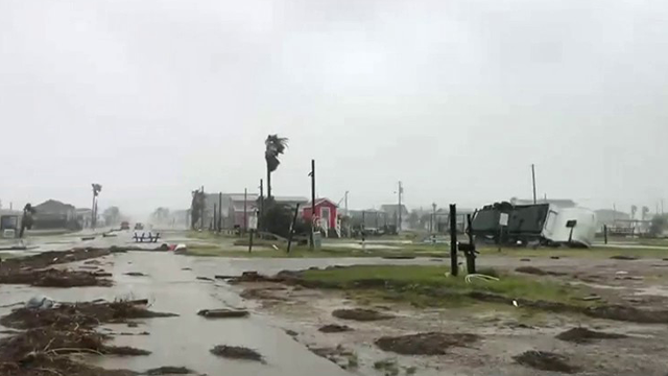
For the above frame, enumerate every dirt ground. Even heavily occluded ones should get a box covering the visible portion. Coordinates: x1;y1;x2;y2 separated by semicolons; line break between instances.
231;256;668;376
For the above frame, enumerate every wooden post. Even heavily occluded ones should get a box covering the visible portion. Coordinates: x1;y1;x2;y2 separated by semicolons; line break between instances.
604;224;608;244
449;204;458;277
248;229;254;253
466;213;476;274
287;204;300;253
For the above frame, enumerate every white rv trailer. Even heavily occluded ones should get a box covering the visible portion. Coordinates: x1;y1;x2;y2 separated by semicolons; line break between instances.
542;206;597;248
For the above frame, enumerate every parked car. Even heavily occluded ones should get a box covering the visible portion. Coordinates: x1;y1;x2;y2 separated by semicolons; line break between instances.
120;221;130;230
134;223;144;230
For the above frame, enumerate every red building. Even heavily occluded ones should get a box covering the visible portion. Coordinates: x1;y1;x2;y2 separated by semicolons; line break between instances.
302;198;338;231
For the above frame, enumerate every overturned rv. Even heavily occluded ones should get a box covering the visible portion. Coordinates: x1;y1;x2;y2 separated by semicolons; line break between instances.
470;202;597;248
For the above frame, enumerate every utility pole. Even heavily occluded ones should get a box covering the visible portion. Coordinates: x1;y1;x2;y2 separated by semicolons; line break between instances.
531;164;537;204
344;191;349;217
218;192;222;232
199;185;204;230
259;179;264;230
243;188;248;233
309;159;316;250
397;181;403;231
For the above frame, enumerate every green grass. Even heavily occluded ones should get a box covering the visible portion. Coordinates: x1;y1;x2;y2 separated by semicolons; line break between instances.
183;243;451;259
0;252;22;260
185;231;237;240
300;265;590;306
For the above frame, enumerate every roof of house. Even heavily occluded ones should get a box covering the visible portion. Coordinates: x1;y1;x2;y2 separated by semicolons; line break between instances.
304;198;337;208
380;204;409;215
274;196;309;203
34;200;75;214
228;193;260;202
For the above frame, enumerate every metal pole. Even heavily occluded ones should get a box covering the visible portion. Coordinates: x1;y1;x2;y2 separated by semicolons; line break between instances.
531;164;537;204
310;159;316;250
91;189;96;230
449;204;458;277
243;188;248;233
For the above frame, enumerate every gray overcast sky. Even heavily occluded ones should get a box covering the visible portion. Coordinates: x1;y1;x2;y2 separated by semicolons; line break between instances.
1;0;667;218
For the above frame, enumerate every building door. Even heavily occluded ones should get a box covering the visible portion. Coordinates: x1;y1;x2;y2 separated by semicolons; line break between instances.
320;207;331;231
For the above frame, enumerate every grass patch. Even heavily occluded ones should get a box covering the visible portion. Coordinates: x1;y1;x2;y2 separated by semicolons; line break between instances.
300;265;590;307
183;245;450;259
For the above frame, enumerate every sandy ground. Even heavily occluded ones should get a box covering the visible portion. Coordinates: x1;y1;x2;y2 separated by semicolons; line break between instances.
229;257;668;376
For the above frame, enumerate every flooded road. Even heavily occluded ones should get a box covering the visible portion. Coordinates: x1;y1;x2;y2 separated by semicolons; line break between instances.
0;250;352;375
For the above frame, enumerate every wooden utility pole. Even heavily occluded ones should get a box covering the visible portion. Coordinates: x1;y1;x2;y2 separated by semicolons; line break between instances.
531;164;537;204
309;159;316;250
287;204;301;253
449;204;458;277
218;192;222;232
213;203;217;231
259;179;264;230
243;188;248;233
200;185;204;230
397;181;403;231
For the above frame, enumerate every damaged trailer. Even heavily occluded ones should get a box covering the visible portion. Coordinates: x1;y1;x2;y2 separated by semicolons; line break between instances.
470;202;597;248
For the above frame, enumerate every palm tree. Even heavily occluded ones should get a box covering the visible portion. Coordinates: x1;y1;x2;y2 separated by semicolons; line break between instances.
265;134;289;199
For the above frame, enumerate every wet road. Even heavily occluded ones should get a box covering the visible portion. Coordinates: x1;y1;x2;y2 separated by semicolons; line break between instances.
0;250;353;375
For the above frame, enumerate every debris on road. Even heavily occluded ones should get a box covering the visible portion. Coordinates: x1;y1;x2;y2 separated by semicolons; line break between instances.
0;298;175;376
210;345;263;362
0;268;112;287
513;350;580;373
375;332;479;355
319;324;353;333
556;327;627;344
125;272;148;277
332;308;393;321
611;255;639;260
144;366;195;375
197;309;249;318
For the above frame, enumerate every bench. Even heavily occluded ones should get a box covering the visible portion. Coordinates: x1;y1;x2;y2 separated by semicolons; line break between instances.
132;232;161;243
